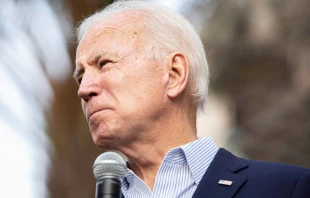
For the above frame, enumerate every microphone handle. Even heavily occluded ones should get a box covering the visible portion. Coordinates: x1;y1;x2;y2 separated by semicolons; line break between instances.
96;177;121;198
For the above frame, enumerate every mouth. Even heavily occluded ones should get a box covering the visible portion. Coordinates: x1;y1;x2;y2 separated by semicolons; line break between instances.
88;110;101;121
88;109;111;121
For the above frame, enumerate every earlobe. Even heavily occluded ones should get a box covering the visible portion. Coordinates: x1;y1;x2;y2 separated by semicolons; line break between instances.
166;52;189;98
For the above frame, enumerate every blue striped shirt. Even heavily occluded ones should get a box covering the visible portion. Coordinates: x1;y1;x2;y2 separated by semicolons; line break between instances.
121;136;219;198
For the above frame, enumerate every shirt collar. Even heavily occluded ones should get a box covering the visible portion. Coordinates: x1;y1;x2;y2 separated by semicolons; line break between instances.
123;136;219;186
123;168;134;185
180;136;219;185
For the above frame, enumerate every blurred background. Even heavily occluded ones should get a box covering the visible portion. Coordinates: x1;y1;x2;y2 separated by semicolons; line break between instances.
0;0;309;197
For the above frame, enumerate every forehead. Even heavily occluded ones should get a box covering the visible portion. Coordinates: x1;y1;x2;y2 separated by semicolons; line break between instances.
76;10;148;56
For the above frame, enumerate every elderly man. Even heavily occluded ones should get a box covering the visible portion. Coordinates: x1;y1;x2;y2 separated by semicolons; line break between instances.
74;1;310;197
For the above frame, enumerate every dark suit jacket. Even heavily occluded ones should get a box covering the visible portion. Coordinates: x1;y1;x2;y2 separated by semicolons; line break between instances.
193;148;310;198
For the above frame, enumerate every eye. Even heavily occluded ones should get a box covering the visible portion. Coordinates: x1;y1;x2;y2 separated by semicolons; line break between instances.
73;73;82;85
99;60;112;67
76;75;83;85
78;78;82;85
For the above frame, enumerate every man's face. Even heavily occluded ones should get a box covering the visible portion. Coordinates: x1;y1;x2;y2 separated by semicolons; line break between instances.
75;12;168;149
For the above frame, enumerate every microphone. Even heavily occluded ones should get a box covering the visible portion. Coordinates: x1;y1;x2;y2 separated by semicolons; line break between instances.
93;152;127;198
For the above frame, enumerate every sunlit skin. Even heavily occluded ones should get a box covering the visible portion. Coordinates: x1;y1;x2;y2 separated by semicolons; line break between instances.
75;10;198;190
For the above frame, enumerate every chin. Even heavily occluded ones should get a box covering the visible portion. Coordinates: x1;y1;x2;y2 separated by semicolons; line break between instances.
91;130;120;150
89;120;131;150
89;120;118;145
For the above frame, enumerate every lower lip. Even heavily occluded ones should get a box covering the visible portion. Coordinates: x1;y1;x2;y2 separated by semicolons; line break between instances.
89;109;111;121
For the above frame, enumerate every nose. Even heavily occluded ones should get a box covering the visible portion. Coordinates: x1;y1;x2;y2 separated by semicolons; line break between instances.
77;70;101;102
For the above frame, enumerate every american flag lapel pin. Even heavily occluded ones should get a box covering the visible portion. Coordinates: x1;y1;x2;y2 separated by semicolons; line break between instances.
218;179;233;186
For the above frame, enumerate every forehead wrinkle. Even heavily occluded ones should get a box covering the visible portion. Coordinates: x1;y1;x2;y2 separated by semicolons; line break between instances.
90;11;147;40
76;11;150;71
92;26;124;43
79;9;150;45
83;24;142;53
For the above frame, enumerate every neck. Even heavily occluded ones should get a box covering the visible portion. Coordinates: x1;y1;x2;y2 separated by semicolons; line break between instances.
119;105;197;190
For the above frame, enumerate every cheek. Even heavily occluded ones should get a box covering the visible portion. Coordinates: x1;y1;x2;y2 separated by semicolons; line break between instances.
129;73;166;106
100;68;130;105
105;62;166;106
103;68;126;92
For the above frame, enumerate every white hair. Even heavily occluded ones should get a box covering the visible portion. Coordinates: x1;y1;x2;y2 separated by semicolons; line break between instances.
76;0;209;112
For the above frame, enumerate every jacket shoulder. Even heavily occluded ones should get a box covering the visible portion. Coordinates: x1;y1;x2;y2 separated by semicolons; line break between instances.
244;159;309;176
238;157;310;197
213;149;310;198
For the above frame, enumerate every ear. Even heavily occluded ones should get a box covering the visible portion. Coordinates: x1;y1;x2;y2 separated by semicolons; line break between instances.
166;52;190;98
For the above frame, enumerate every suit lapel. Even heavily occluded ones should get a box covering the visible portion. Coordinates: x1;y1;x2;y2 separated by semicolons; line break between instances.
193;149;248;198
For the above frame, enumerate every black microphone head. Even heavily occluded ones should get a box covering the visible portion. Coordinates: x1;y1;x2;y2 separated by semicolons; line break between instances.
93;151;127;180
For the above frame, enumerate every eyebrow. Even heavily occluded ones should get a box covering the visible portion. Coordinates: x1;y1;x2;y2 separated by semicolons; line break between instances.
72;67;82;84
72;52;119;84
